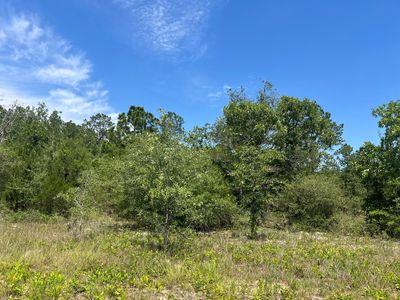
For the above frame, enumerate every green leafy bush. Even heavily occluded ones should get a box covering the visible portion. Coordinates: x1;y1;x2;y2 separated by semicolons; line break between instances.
367;209;400;238
277;174;346;230
67;134;238;235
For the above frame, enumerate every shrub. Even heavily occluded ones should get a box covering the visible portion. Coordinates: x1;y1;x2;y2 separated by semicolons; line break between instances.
67;134;238;235
277;174;346;230
2;209;63;223
367;209;400;238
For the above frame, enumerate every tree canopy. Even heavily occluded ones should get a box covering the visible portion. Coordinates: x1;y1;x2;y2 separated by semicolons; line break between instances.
0;83;399;244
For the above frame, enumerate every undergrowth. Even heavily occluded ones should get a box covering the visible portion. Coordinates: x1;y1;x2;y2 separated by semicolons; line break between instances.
0;221;399;299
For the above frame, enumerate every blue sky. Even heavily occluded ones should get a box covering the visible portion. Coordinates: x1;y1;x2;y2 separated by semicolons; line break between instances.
1;0;400;148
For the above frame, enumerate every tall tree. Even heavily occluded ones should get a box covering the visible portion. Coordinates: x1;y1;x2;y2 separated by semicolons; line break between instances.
231;146;282;237
158;110;184;141
127;106;157;134
0;103;19;144
83;113;113;142
354;100;400;237
83;113;114;154
275;96;343;175
214;87;283;238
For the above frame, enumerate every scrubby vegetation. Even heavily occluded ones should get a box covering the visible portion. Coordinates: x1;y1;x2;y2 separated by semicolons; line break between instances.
0;222;399;299
1;83;400;298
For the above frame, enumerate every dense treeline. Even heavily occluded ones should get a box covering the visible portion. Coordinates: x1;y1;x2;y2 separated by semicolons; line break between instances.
1;83;399;246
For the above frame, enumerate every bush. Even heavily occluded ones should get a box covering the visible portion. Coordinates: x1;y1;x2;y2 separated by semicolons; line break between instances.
277;174;346;231
67;134;238;233
367;209;400;238
1;209;63;223
331;213;367;236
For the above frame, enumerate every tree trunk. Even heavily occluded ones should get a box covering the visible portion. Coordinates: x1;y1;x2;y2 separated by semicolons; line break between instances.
250;212;257;239
249;200;259;239
162;211;169;251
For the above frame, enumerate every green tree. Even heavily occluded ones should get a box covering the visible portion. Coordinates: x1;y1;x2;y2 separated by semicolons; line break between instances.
185;124;214;149
0;103;19;144
83;113;113;142
231;146;282;237
214;87;283;238
158;110;184;141
65;123;237;248
0;104;93;214
275;96;343;175
119;133;233;250
83;113;115;154
354;100;400;237
0;146;22;202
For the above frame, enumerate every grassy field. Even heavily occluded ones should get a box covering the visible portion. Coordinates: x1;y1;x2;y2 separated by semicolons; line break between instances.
0;221;399;299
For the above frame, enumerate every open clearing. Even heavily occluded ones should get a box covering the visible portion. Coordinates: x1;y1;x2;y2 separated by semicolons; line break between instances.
0;222;399;299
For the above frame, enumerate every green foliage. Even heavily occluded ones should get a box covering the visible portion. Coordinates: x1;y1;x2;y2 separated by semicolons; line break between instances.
0;87;396;241
115;106;157;139
179;149;237;231
120;134;194;249
69;133;237;243
214;85;283;238
83;113;116;155
120;134;236;237
277;174;346;230
0;104;94;214
213;84;345;237
0;146;20;195
1;223;399;299
275;96;343;175
230;146;283;237
214;87;278;148
367;209;400;238
335;144;366;213
185;124;214;149
353;100;400;237
158;109;184;140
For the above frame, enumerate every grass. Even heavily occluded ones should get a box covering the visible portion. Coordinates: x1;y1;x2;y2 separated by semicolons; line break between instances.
0;220;399;299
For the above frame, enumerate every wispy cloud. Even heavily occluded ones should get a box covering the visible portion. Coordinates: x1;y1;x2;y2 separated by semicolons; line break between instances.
113;0;213;57
0;12;113;122
207;84;231;101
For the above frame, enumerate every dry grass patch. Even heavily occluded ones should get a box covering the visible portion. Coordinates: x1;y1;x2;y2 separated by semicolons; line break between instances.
0;222;399;299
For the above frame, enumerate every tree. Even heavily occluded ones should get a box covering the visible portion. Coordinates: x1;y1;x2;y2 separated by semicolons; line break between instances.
117;133;186;250
83;113;114;154
115;112;130;140
0;146;21;199
372;100;400;178
0;104;94;214
158;110;184;141
119;133;229;250
127;106;157;134
231;146;282;237
214;88;278;148
274;96;343;175
185;124;214;149
83;113;113;142
114;106;159;145
354;100;400;237
36;136;92;214
0;103;19;144
213;86;283;238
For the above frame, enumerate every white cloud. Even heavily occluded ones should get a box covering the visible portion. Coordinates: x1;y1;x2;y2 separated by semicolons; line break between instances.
35;55;92;86
113;0;212;56
0;84;112;123
207;91;223;98
0;30;6;42
0;13;113;122
207;84;232;101
0;86;41;107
